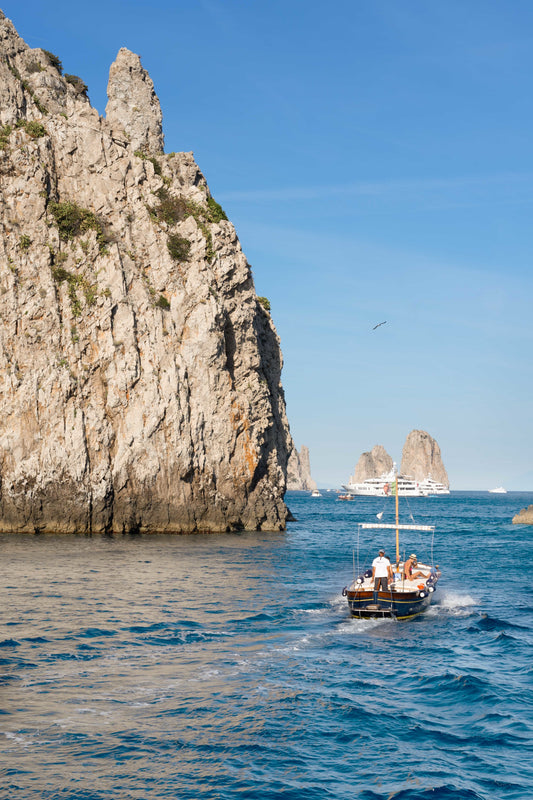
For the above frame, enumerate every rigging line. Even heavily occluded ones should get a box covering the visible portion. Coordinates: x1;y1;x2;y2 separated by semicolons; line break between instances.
404;494;416;523
356;524;360;576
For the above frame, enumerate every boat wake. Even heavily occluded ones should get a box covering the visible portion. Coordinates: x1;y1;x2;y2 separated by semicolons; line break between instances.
428;591;478;616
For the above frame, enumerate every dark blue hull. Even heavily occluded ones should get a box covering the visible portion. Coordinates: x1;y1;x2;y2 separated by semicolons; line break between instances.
346;589;432;620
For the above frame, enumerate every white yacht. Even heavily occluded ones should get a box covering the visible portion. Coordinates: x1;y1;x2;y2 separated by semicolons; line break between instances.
342;465;427;497
418;476;450;495
488;487;507;494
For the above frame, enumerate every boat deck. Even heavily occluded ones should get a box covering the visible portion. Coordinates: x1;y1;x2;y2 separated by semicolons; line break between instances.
348;562;432;594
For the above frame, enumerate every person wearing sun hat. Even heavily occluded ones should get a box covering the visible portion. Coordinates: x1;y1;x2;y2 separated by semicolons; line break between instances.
404;553;426;581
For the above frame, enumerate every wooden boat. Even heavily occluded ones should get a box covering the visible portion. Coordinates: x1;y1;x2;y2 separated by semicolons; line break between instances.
342;474;441;620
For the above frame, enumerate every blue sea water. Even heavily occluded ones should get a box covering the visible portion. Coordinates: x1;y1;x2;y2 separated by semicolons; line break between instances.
1;491;532;800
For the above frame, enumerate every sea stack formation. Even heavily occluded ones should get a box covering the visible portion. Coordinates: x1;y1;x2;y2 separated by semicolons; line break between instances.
400;430;449;487
0;11;292;533
350;445;392;483
287;445;317;491
512;506;533;525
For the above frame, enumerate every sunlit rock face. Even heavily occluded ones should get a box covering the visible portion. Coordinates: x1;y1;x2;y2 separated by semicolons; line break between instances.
400;430;449;487
512;505;533;525
105;47;164;155
287;445;317;491
350;445;393;483
0;11;292;533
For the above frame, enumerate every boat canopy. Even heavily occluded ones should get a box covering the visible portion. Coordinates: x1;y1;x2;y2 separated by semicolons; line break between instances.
359;523;435;532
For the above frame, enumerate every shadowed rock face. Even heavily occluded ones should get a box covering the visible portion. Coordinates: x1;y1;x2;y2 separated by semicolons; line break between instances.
287;445;317;491
400;430;449;487
350;445;393;483
0;11;292;533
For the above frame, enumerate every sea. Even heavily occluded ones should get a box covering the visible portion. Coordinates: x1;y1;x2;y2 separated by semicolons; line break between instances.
1;490;532;800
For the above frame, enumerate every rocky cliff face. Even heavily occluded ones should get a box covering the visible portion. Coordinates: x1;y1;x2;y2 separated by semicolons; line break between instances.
0;11;292;533
287;445;317;491
350;445;392;483
400;430;449;487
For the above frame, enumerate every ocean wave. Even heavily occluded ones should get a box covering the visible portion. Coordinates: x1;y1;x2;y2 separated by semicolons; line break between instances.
125;620;201;634
358;786;485;799
468;613;528;632
78;627;117;638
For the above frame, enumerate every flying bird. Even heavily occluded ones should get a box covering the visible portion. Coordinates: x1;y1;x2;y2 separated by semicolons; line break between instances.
372;321;387;330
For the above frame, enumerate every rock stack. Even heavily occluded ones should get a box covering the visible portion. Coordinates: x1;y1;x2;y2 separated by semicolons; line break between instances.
400;430;449;487
512;506;533;525
287;445;317;491
349;445;393;483
0;11;292;533
349;432;449;487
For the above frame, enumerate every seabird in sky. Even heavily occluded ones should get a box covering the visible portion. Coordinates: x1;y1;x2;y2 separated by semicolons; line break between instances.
372;321;387;330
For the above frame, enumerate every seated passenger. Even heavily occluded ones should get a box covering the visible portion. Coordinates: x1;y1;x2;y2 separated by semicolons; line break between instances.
404;553;426;581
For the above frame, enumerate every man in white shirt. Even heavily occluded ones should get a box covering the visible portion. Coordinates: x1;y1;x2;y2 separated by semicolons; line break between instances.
372;549;392;592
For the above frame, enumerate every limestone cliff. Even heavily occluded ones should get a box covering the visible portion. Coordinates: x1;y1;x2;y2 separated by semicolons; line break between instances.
0;11;292;533
512;505;533;525
400;430;449;487
350;445;392;483
287;445;317;491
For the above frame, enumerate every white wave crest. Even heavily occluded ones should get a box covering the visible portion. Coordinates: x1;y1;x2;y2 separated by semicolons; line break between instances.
429;591;478;616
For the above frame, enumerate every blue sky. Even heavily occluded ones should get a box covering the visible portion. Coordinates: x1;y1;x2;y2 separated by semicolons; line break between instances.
5;1;533;489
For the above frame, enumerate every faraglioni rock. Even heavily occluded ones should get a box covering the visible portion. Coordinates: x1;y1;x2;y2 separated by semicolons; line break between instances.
400;430;449;487
350;445;393;483
0;11;293;533
512;506;533;525
287;445;317;491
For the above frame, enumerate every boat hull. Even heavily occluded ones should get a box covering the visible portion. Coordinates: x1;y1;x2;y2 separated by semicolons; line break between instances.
345;589;432;620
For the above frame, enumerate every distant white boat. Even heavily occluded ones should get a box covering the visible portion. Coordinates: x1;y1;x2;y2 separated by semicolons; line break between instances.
311;489;321;498
418;476;450;496
488;487;507;494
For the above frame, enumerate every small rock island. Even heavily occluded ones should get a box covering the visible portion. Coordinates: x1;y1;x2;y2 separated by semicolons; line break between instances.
512;506;533;525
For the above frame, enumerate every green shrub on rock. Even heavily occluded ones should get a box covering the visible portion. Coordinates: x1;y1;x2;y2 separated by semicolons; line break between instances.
65;74;88;95
48;200;107;252
155;294;171;310
206;197;228;223
42;50;63;74
167;234;191;263
0;124;12;150
16;119;47;138
153;189;187;226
